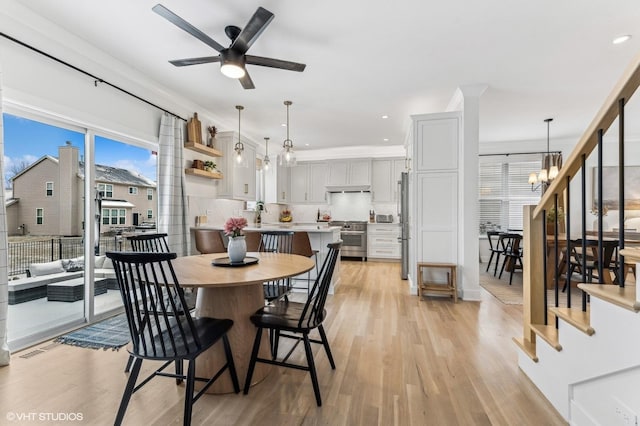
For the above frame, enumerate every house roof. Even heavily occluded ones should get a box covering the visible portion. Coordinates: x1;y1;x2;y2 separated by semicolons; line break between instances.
80;162;156;188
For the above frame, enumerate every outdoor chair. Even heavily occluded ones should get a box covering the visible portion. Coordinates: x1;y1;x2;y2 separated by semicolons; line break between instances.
243;242;341;407
107;251;239;426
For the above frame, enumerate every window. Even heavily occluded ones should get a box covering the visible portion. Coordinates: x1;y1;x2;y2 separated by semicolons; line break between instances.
36;208;44;225
102;208;110;225
478;155;541;233
98;183;113;198
128;187;138;195
45;182;53;197
147;209;153;219
147;188;153;200
108;208;127;225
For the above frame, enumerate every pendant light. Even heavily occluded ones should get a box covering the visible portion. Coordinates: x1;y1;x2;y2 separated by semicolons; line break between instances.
234;105;246;167
263;137;271;171
528;118;558;190
279;100;297;167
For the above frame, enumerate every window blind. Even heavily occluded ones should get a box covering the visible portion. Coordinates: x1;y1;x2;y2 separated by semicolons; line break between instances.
479;155;541;233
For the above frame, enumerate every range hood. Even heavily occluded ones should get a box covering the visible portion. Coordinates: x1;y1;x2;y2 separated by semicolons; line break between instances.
325;184;371;193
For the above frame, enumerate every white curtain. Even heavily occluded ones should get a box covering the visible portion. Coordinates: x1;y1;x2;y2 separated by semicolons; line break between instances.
0;66;11;365
157;113;189;256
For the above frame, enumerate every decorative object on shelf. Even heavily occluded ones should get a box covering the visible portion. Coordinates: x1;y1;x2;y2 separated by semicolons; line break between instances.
279;209;292;222
234;105;247;167
279;100;297;167
263;137;271;171
192;159;204;170
207;125;217;148
187;112;202;144
204;160;216;172
255;201;266;224
223;217;248;263
528;118;562;192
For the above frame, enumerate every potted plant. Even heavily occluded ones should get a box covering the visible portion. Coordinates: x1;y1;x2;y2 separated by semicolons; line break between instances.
546;206;565;234
204;160;216;172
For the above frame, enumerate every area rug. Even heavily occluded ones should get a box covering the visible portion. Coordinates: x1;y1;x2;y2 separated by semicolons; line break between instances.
55;314;129;350
480;274;523;305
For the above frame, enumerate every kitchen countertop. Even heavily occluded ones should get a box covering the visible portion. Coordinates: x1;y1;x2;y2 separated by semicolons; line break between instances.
192;223;341;233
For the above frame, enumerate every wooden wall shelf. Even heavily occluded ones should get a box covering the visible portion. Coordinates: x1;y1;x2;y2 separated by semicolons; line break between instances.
185;168;223;179
184;141;223;157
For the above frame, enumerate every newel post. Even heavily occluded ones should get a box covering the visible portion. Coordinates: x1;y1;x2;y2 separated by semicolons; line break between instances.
522;205;545;343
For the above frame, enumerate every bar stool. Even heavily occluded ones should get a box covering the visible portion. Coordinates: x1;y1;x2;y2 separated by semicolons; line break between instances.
193;229;225;254
291;231;319;294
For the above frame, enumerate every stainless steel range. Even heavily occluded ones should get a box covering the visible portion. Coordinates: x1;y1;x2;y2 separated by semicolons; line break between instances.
330;221;367;261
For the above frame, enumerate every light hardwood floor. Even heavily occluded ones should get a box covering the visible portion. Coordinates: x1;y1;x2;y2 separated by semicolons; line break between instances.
0;261;566;425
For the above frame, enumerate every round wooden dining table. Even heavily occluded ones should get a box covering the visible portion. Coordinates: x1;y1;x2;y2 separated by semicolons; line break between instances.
171;251;315;394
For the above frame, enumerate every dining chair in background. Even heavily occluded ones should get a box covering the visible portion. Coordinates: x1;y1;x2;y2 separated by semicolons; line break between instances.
243;242;342;407
258;231;295;302
107;251;239;426
291;231;319;294
498;233;523;285
564;238;619;292
485;231;502;275
193;229;225;254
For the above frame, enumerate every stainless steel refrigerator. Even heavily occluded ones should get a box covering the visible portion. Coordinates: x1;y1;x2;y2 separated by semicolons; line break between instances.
399;172;409;279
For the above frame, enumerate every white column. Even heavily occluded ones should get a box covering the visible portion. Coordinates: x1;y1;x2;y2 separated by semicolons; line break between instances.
457;84;487;301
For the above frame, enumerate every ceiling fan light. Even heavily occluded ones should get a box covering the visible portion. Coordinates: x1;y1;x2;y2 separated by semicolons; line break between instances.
221;63;245;79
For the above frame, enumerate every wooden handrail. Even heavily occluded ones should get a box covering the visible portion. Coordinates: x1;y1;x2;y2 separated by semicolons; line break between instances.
533;50;640;219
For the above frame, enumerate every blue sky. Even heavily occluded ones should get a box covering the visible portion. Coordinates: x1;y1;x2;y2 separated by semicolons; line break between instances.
2;114;157;186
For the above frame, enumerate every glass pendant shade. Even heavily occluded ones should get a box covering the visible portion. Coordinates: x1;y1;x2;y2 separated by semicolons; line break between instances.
263;137;271;171
234;105;247;168
279;101;297;167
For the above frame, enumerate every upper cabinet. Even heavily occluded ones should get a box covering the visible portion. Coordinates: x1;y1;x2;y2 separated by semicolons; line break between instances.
215;131;257;201
289;162;328;204
327;159;371;186
371;158;406;203
414;115;459;171
265;163;289;204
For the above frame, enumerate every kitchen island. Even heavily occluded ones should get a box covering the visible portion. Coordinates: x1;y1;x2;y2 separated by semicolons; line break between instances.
190;223;342;293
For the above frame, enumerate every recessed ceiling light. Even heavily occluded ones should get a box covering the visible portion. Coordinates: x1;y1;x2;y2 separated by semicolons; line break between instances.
305;143;309;146
383;138;389;142
281;123;287;127
381;115;389;119
613;35;632;44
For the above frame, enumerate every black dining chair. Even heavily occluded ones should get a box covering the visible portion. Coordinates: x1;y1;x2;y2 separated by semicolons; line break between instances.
107;251;239;426
126;232;170;253
498;233;523;285
258;231;295;302
564;238;619;291
485;231;502;275
243;242;341;407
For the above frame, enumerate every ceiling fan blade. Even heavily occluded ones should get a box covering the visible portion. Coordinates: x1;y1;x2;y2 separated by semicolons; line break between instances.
239;71;255;90
245;55;306;72
169;56;221;67
230;7;274;55
152;4;225;52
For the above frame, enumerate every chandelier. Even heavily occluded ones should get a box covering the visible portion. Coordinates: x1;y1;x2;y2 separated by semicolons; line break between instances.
528;118;559;190
263;137;271;170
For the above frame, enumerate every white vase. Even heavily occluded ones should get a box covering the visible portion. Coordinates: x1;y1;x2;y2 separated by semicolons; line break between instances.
227;235;247;263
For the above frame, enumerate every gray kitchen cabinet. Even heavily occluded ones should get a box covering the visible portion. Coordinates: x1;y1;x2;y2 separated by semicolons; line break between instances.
289;162;328;204
327;159;371;186
215;131;257;201
371;158;406;203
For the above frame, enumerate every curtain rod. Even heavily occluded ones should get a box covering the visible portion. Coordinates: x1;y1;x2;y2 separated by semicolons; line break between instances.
0;32;187;122
479;151;562;157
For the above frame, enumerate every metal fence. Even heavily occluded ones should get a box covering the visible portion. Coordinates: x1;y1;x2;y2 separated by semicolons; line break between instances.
8;236;124;277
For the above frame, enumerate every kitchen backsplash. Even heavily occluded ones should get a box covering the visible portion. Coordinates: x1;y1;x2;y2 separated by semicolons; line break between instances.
188;196;281;226
288;192;397;222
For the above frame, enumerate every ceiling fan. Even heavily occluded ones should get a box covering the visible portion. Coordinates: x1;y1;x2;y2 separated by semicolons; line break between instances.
152;4;306;89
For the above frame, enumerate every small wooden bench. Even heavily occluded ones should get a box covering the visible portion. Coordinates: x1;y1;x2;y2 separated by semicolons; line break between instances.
417;262;458;303
47;278;108;302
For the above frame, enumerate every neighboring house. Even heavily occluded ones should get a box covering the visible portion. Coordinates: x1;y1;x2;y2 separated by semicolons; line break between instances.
6;142;156;236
